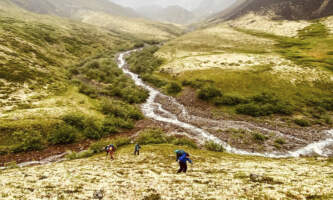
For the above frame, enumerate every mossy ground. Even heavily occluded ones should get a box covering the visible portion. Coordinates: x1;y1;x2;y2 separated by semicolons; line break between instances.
1;144;332;199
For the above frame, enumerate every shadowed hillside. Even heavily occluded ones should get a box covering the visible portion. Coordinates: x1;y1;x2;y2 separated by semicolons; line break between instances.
207;0;333;24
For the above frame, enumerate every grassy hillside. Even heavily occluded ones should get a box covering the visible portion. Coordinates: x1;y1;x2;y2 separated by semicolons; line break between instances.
0;2;151;155
11;0;140;18
153;16;333;127
10;0;184;42
76;10;184;42
1;144;332;199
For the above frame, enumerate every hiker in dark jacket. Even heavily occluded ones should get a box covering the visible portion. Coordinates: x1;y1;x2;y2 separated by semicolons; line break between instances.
134;144;141;155
175;150;186;161
177;153;192;173
105;144;116;160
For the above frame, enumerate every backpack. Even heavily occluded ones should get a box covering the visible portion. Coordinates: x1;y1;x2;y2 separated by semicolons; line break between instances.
105;145;110;152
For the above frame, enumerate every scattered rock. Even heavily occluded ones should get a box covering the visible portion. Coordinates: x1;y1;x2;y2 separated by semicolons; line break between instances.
250;173;283;184
93;189;105;200
142;188;161;200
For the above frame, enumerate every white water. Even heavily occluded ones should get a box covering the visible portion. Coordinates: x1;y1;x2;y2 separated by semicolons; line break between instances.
118;50;333;158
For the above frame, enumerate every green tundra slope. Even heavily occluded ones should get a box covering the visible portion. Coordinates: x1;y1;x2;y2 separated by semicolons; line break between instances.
154;14;333;129
0;1;180;155
1;144;332;199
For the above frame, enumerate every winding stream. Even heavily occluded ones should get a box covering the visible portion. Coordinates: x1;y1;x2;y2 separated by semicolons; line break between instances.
118;50;333;158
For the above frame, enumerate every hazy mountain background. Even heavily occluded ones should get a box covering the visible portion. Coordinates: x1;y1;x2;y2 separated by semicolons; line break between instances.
110;0;237;24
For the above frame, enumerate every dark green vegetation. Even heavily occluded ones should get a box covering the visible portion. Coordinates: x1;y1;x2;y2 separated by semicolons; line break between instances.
179;69;332;123
0;107;143;154
135;128;198;149
126;46;182;95
65;128;199;160
204;141;225;152
72;55;149;104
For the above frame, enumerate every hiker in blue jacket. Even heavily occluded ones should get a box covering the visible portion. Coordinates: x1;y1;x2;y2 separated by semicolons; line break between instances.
134;144;141;155
177;153;192;173
175;149;186;161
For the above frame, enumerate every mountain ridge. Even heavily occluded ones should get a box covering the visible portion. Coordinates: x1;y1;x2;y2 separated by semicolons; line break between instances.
206;0;333;25
11;0;141;18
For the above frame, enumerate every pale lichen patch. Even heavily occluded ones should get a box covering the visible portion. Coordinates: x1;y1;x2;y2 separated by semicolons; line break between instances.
228;12;311;37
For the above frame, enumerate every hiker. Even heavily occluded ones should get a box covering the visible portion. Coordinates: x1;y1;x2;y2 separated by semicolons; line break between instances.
105;144;116;160
177;153;192;173
175;149;186;161
134;144;141;156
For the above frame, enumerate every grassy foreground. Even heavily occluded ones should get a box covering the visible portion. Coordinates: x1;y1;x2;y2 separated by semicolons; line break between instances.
1;144;332;199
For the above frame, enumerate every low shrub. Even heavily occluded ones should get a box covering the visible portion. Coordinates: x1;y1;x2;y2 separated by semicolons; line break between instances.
83;118;104;140
141;74;167;88
79;83;98;98
136;128;167;145
274;138;286;145
294;119;311;127
12;131;45;153
198;85;222;101
214;94;248;106
252;92;278;104
204;141;225;152
0;146;9;155
62;113;86;130
236;103;263;117
182;79;214;89
166;82;182;94
66;149;94;160
126;46;163;75
48;124;79;145
252;132;267;143
168;136;198;149
100;99;143;120
113;137;131;148
103;116;134;131
89;140;110;153
102;118;119;135
236;102;293;117
88;137;131;154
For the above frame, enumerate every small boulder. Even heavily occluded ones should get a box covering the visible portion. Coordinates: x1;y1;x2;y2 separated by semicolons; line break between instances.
250;173;281;184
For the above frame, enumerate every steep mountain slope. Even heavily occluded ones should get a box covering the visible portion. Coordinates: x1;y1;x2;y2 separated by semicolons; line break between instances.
1;144;333;199
136;5;195;25
208;0;333;24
